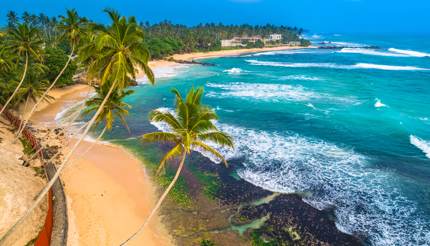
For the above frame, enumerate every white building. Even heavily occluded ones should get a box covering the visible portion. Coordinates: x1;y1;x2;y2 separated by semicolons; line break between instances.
221;36;263;47
267;33;283;42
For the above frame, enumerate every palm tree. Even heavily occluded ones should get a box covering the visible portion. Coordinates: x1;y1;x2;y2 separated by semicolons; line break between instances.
0;24;43;115
0;10;154;243
82;82;134;134
16;9;87;138
120;87;234;245
0;45;14;76
16;67;53;130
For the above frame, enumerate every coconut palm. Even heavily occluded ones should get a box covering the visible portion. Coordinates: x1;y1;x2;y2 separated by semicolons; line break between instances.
0;23;43;115
0;45;14;76
120;87;234;245
0;10;154;243
16;9;87;138
16;67;53;130
82;82;134;134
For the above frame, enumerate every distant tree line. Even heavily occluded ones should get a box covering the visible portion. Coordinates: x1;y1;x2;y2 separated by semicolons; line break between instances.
141;21;310;59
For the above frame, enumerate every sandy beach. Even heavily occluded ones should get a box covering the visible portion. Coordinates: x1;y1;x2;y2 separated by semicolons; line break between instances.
30;45;304;245
171;45;309;61
32;86;173;245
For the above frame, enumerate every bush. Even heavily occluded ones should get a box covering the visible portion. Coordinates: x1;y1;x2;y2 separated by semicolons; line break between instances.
43;47;77;87
200;239;215;246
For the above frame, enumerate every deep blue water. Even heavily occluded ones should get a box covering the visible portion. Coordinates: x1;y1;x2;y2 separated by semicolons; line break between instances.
106;34;430;245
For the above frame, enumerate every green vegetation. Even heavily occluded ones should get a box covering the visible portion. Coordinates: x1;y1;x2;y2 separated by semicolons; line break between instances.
19;138;35;156
120;87;234;244
44;47;77;87
0;9;155;243
1;9;309;244
142;21;308;59
251;230;277;246
200;239;216;246
189;164;221;199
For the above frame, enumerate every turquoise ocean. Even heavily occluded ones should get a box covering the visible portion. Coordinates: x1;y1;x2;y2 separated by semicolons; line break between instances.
103;34;430;245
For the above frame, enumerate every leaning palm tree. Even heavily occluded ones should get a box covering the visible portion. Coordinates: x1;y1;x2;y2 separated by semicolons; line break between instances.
16;67;53;130
120;87;234;245
82;82;134;135
16;9;87;138
0;23;43;115
0;10;154;244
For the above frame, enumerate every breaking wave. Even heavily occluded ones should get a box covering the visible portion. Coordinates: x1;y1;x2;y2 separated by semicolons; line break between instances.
149;107;430;245
280;75;322;81
388;48;430;58
246;49;320;57
338;48;408;57
224;67;246;75
206;82;357;104
220;124;430;246
246;59;429;71
410;135;430;159
374;98;388;108
137;64;189;84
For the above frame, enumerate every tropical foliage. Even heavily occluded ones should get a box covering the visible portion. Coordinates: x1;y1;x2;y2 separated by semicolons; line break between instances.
0;9;154;243
120;87;234;244
142;21;309;59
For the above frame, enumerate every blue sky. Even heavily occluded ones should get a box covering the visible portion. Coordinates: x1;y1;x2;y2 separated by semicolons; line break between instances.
0;0;429;34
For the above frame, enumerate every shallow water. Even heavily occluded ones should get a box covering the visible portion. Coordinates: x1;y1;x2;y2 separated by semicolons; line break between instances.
104;34;430;246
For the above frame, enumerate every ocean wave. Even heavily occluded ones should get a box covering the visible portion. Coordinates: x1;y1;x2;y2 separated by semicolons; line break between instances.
149;108;430;245
218;124;429;246
206;82;357;104
246;49;320;57
207;82;316;102
338;48;408;57
410;135;430;159
246;59;430;71
354;63;429;71
280;75;322;81
374;98;388;108
137;64;189;84
389;48;430;58
321;41;368;48
224;67;246;75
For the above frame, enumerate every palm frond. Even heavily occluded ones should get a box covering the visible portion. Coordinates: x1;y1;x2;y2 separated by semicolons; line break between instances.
197;131;234;148
142;132;179;144
156;144;183;175
192;141;229;167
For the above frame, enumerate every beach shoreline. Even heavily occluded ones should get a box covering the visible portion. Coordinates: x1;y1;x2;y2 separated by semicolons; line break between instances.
31;45;309;245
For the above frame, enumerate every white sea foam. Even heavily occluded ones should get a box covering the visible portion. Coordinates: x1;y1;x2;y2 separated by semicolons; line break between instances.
247;49;320;57
280;75;322;81
306;103;317;110
374;98;388;108
218;124;430;246
137;64;189;84
246;59;430;71
206;82;358;104
207;82;318;102
410;135;430;159
321;41;367;48
389;48;430;58
224;67;245;75
149;109;430;245
354;63;429;71
338;48;408;57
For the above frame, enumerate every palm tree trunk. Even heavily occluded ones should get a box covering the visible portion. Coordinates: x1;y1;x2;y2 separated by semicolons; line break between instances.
16;45;75;139
17;94;30;134
120;151;187;245
0;81;117;244
0;53;28;115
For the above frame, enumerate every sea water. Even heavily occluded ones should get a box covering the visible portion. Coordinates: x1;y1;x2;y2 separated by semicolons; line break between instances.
106;34;430;245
